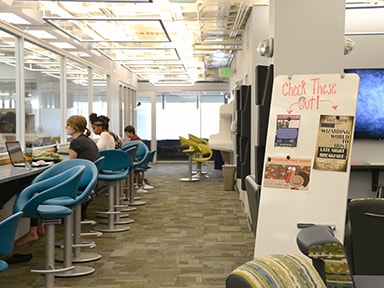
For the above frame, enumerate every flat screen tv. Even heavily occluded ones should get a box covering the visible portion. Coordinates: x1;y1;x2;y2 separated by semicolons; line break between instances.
345;68;384;139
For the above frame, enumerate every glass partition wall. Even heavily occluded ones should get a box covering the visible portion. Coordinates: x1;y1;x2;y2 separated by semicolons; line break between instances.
24;41;61;146
0;30;17;153
0;27;109;153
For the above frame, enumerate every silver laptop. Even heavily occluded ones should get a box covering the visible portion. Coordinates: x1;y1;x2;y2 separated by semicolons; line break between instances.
5;141;49;167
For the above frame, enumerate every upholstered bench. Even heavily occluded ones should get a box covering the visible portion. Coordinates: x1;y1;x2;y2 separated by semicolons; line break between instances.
226;254;326;288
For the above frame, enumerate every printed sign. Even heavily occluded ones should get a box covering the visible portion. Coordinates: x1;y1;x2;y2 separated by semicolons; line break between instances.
274;114;301;148
313;114;354;172
263;156;311;191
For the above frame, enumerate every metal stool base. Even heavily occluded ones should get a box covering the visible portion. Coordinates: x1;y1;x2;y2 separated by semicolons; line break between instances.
55;265;95;277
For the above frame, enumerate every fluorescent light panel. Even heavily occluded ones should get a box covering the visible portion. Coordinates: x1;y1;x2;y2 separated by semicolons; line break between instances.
49;42;77;49
0;12;31;25
25;30;57;39
96;47;180;61
44;18;170;43
124;64;186;73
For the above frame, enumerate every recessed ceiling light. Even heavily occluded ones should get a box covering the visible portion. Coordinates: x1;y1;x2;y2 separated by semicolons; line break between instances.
50;42;76;49
26;30;57;39
0;12;31;25
70;51;91;57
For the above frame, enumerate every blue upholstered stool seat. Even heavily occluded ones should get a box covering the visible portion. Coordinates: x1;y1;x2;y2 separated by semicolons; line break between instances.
0;211;24;272
38;205;73;218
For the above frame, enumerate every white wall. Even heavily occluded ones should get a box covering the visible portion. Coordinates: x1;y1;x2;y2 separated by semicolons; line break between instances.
232;5;384;176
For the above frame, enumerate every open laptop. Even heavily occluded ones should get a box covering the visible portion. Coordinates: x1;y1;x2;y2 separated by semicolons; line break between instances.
5;141;49;167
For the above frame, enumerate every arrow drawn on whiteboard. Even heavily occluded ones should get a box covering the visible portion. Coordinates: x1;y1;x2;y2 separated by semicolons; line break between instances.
319;99;338;110
286;99;338;114
287;102;298;114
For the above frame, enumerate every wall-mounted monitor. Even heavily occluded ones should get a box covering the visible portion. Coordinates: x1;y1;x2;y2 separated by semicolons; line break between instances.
345;68;384;139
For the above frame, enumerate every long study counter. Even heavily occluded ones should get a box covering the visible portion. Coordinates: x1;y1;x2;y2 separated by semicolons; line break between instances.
0;164;53;208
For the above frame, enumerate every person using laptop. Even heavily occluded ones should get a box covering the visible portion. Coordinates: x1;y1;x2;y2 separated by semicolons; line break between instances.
16;115;99;246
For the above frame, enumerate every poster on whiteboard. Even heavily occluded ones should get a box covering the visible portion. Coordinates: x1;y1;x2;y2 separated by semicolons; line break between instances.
263;156;311;191
313;114;354;172
274;114;301;148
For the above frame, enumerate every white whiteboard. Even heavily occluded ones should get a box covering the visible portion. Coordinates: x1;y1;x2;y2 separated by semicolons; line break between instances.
254;73;360;257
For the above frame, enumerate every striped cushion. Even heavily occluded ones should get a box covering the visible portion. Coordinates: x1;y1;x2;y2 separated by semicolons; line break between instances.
308;242;354;288
226;254;326;288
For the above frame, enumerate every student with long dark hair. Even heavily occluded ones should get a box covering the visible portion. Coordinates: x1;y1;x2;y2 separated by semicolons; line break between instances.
90;113;123;149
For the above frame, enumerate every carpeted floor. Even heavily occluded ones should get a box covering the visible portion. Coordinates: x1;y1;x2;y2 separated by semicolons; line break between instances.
1;162;255;288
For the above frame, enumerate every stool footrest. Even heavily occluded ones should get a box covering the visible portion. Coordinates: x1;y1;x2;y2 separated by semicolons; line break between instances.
114;204;129;209
73;242;96;249
96;211;121;216
43;218;62;225
31;265;75;274
81;219;96;225
81;231;103;237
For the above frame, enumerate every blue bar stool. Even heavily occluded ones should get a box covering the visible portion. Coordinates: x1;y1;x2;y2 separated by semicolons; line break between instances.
93;149;131;232
13;165;85;288
121;140;148;206
120;144;138;213
135;149;156;192
106;145;137;223
79;156;105;242
96;147;136;225
0;211;24;272
33;159;100;277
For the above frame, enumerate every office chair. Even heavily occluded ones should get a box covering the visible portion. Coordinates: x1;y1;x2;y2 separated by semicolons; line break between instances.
244;175;260;234
345;198;384;275
296;225;354;287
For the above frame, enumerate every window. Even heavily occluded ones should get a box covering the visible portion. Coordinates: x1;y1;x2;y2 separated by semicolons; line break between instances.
156;91;225;140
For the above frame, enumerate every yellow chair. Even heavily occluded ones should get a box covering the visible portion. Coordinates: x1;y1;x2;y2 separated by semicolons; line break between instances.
188;134;213;177
179;136;201;182
188;133;209;145
191;141;213;178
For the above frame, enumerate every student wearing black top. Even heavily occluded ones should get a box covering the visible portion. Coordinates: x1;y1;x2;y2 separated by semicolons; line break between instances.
66;115;99;161
16;115;99;246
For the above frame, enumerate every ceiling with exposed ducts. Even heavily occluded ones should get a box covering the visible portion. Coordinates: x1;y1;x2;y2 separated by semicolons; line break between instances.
0;0;381;85
0;0;266;85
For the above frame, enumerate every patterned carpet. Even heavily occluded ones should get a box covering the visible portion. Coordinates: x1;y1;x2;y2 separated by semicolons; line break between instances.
1;162;255;288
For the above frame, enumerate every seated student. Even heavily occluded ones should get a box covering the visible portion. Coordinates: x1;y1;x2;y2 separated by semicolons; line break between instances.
90;113;123;149
124;125;142;142
89;113;115;150
16;115;99;246
124;125;154;189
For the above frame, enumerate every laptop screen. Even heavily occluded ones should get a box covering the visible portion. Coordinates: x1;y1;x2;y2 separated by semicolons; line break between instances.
5;141;26;166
